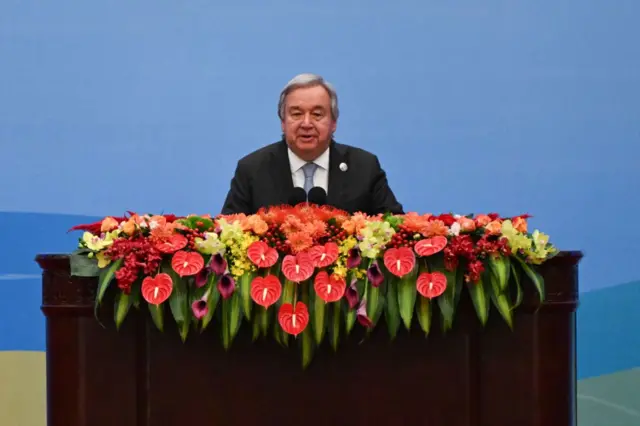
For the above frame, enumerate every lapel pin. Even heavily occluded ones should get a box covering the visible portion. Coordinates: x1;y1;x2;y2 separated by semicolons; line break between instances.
339;162;348;172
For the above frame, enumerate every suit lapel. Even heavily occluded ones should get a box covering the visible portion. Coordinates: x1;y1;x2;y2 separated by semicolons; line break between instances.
270;140;295;204
327;141;348;207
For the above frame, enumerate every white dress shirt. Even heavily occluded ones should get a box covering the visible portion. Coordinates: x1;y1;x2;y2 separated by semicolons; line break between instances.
287;147;330;193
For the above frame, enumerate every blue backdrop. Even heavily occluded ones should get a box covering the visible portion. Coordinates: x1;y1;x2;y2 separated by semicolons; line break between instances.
1;0;639;423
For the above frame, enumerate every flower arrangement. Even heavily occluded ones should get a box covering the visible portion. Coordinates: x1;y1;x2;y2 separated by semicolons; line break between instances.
69;204;556;367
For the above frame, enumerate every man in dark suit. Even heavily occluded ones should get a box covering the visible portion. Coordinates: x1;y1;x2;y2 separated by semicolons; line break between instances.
220;73;404;216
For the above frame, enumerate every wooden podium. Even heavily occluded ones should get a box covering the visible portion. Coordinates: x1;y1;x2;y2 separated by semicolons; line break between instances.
36;251;581;426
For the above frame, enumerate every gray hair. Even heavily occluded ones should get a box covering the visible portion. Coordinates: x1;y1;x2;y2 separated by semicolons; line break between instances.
277;73;339;121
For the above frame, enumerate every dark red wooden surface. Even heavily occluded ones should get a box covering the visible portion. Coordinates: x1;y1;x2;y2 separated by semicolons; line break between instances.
36;251;581;426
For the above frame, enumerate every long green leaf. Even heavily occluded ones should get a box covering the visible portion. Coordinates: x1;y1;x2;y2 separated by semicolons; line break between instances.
485;271;513;329
163;265;190;342
488;255;511;292
513;256;545;303
114;284;139;329
467;277;490;325
397;274;417;330
366;279;383;327
238;271;255;320
384;276;401;340
312;287;327;345
416;296;432;335
201;274;220;331
148;304;164;331
95;258;123;307
300;283;314;369
329;302;341;351
436;267;459;332
510;264;524;310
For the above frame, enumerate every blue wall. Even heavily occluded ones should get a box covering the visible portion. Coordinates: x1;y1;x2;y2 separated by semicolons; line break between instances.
1;0;639;423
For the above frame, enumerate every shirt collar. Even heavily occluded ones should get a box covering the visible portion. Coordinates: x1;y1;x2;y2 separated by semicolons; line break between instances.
287;146;330;173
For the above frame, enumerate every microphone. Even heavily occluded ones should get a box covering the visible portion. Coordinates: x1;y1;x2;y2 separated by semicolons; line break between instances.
307;187;327;206
288;187;307;206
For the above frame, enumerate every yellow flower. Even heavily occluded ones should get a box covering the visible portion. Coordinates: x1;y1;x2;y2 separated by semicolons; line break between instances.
82;231;114;251
195;232;226;255
96;252;110;268
500;220;532;252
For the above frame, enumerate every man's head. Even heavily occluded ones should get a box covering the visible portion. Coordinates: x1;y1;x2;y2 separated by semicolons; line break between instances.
278;73;338;161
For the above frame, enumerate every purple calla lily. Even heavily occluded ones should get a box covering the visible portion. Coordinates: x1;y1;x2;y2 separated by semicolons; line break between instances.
211;253;227;276
356;299;372;328
346;248;361;269
367;261;384;288
217;273;235;299
191;298;208;319
344;277;359;309
195;268;210;288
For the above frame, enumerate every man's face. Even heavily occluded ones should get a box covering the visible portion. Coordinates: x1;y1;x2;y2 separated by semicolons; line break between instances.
281;85;337;161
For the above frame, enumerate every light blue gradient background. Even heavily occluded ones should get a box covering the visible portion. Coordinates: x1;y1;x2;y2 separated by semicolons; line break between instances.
1;1;638;424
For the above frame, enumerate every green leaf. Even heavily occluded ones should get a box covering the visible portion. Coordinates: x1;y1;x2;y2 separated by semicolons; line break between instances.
114;293;131;329
513;256;545;303
466;277;490;326
510;264;524;310
366;279;383;327
384;276;401;340
200;274;220;331
329;302;341;351
238;271;256;320
397;272;418;330
251;309;262;341
95;258;123;307
416;296;432;335
491;290;513;329
229;292;242;341
148;304;164;331
485;271;513;329
114;284;140;329
163;265;190;342
311;286;327;346
70;250;100;277
488;255;511;293
436;267;460;332
260;306;270;338
300;283;315;369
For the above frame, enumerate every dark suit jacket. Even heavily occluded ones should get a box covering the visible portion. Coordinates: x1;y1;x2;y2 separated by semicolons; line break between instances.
220;139;404;216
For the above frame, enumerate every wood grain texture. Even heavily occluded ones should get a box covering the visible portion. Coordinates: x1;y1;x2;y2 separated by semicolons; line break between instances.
36;251;581;426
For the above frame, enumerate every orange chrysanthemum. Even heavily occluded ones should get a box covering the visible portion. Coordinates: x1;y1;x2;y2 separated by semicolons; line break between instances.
401;212;433;234
287;231;314;254
420;219;449;238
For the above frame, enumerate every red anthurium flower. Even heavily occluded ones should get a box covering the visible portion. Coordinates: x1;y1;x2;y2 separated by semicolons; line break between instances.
414;235;448;257
416;272;448;299
313;271;346;303
217;274;236;299
308;242;339;268
247;241;279;268
171;250;205;277
250;275;282;308
278;302;309;336
281;252;314;282
366;261;384;287
191;298;208;319
155;234;188;253
383;247;416;277
141;273;173;305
